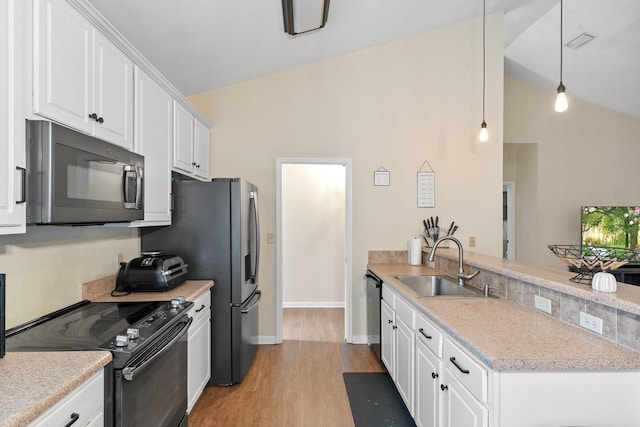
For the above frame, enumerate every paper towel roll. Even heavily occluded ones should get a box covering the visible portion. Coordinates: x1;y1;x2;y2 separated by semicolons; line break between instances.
408;238;423;265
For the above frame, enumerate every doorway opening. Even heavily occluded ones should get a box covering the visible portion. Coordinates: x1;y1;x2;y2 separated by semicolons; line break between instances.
503;182;516;260
276;158;352;344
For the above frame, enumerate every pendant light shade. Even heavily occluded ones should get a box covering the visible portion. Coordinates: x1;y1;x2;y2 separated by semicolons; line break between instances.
555;82;568;112
478;0;488;142
554;0;568;112
479;121;489;142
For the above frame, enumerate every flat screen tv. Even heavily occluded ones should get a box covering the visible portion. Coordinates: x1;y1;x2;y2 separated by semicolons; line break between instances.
581;206;640;264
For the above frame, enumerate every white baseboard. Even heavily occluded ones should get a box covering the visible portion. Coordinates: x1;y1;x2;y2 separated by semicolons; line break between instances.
282;301;345;308
258;335;277;345
350;334;369;345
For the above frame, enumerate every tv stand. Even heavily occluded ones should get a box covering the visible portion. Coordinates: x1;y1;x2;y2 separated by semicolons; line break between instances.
611;266;640;286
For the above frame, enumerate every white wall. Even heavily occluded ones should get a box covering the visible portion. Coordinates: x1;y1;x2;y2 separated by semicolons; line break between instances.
0;226;139;327
282;163;345;307
189;15;505;340
504;76;640;269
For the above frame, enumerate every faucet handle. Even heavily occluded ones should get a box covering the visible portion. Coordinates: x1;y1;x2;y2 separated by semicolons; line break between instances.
459;269;479;281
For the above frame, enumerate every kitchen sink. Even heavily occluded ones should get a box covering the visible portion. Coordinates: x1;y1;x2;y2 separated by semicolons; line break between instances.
393;275;485;298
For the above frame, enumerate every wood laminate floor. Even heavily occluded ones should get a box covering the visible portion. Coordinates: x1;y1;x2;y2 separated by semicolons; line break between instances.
188;308;385;426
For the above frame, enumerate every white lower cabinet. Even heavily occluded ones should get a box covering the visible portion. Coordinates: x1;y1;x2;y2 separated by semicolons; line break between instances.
381;284;414;415
378;286;640;427
414;311;443;427
187;290;212;412
29;370;104;427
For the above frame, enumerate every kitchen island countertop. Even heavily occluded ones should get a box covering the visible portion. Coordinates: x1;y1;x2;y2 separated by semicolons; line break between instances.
369;263;640;371
0;351;112;427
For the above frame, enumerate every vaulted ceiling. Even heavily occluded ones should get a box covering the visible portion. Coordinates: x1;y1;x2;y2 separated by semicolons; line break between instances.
88;0;640;118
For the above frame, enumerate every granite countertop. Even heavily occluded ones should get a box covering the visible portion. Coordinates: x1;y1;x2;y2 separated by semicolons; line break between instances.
369;263;640;372
85;278;213;302
0;351;112;427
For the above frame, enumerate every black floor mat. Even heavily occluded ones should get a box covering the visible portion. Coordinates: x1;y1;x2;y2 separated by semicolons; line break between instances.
343;372;416;427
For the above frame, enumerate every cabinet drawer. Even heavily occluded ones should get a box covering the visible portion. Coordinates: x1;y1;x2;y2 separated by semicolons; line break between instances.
394;295;414;328
188;289;211;323
382;283;395;309
415;311;442;357
30;370;104;427
443;338;488;403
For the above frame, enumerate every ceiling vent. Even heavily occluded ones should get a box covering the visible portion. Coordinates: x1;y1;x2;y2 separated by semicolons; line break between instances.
566;32;596;49
282;0;330;35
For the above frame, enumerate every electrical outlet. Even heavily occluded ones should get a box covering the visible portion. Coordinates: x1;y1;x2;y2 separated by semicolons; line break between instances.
534;295;552;314
579;312;603;335
469;236;476;247
117;252;124;264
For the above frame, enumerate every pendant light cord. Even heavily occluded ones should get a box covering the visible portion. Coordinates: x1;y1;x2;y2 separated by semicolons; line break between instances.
482;0;486;123
559;0;563;84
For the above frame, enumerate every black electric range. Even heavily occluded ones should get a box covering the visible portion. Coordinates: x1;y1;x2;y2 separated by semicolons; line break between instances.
6;299;193;427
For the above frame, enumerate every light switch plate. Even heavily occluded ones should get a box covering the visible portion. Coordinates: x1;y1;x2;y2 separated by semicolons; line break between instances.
534;295;552;314
579;311;603;335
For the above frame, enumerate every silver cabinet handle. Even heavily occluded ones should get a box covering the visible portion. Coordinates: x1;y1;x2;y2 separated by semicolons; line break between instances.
15;166;26;204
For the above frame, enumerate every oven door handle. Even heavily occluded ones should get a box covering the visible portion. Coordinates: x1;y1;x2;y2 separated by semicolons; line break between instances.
122;317;192;381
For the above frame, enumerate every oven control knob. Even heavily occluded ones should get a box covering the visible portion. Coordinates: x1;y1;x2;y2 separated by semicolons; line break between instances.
115;335;129;347
170;299;182;309
127;328;140;340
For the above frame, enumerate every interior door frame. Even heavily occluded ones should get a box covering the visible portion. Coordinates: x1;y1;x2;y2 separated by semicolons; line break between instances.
275;157;353;344
503;181;516;260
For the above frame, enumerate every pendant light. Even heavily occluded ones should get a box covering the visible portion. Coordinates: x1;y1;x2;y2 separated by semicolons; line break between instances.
478;0;488;142
554;0;568;112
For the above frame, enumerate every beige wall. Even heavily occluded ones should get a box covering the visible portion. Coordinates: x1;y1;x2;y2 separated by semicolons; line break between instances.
504;76;640;269
190;15;505;340
0;226;139;327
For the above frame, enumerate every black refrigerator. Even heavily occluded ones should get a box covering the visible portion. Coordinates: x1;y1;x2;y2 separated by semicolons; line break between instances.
141;178;261;385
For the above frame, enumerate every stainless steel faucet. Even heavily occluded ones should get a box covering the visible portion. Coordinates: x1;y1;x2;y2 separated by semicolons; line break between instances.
428;236;479;286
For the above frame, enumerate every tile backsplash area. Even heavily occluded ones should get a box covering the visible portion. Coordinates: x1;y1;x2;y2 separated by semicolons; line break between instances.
368;250;409;265
432;256;640;353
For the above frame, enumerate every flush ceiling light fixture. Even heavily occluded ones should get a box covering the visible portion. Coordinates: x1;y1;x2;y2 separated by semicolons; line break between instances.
478;0;489;142
554;0;568;113
282;0;330;36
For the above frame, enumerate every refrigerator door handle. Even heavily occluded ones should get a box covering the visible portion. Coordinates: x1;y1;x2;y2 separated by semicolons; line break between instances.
250;191;260;284
241;290;261;314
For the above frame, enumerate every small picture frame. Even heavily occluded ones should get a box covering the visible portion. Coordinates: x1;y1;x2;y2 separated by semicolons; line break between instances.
374;170;390;186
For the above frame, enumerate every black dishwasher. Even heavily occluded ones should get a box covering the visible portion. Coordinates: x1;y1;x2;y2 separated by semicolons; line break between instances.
365;270;383;360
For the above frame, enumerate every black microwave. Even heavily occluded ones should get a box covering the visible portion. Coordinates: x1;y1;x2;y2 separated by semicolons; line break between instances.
26;120;144;225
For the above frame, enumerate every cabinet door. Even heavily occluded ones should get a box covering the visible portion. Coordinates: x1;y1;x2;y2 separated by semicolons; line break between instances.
415;337;440;427
187;311;211;412
132;67;172;226
380;300;395;377
172;102;195;174
193;119;210;179
441;370;488;427
93;31;133;150
395;316;414;415
0;0;25;234
33;0;93;133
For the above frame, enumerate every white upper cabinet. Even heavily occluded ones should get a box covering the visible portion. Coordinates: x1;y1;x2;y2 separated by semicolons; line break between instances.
173;102;210;181
0;0;26;234
173;101;195;173
194;119;210;179
33;0;134;150
131;67;172;226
